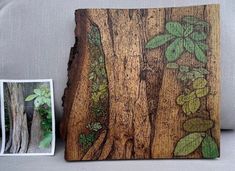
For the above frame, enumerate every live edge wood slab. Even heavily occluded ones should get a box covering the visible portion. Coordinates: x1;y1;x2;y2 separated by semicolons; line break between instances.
60;4;220;161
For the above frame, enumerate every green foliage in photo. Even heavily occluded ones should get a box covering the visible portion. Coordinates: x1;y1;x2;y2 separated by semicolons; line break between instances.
25;84;52;148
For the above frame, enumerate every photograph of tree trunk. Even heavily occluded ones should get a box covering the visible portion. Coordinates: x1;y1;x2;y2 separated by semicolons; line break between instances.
1;80;55;155
0;97;2;154
61;4;220;161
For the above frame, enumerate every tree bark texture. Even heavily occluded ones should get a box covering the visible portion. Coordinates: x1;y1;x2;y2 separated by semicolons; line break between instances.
61;4;220;160
5;83;29;153
27;83;47;153
27;110;43;153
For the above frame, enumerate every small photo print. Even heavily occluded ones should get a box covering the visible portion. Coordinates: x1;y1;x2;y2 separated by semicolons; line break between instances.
0;95;2;154
0;80;55;156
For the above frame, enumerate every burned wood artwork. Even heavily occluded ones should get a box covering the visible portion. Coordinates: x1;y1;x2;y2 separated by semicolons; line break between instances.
61;4;220;160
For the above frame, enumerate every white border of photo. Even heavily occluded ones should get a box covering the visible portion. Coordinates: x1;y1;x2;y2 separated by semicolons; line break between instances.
0;79;55;156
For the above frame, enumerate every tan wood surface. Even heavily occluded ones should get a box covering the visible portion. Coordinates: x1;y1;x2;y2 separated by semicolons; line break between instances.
60;4;220;161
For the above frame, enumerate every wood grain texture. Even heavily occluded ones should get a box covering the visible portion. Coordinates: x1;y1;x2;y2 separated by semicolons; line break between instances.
60;4;220;161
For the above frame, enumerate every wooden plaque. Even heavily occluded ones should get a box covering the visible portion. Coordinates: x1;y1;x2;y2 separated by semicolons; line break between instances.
60;4;220;161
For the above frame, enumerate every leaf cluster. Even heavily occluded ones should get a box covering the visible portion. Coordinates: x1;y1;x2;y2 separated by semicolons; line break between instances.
176;74;209;115
79;132;96;150
88;25;101;46
86;122;102;132
38;106;52;148
79;26;108;150
25;84;52;148
146;16;209;63
174;132;219;158
167;64;209;83
25;84;51;108
88;36;108;117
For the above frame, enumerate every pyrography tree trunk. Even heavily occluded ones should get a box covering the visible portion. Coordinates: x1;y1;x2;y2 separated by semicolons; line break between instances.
151;6;206;158
61;5;220;160
61;9;160;160
88;9;154;160
6;83;29;153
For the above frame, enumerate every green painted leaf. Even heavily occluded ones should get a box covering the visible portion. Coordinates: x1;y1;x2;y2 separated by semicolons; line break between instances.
25;94;38;101
99;84;107;91
195;21;210;32
182;101;191;115
182;16;200;24
176;95;185;105
86;133;96;142
166;62;179;69
145;34;175;49
179;65;189;73
186;72;194;80
188;97;200;113
87;122;102;132
196;42;208;51
39;132;52;148
183;91;196;102
202;135;219;158
196;87;209;97
190;32;207;41
88;25;101;46
184;88;191;94
183;118;214;132
184;37;194;53
180;75;187;81
89;72;95;80
192;67;209;78
177;72;183;80
184;24;194;37
165;38;184;62
192;71;204;79
80;134;86;142
195;44;207;63
197;67;209;75
166;22;184;37
79;132;96;149
174;132;205;156
99;55;104;63
193;78;207;89
182;16;209;32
